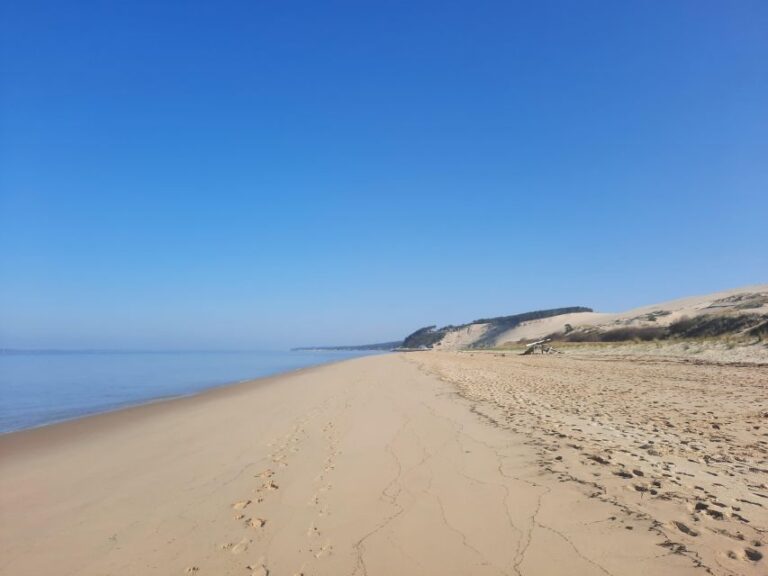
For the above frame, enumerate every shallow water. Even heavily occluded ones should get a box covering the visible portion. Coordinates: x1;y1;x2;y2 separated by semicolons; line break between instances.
0;349;379;433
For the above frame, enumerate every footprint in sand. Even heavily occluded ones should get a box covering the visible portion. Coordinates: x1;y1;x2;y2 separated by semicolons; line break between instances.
246;563;269;575
260;480;279;491
246;517;266;529
312;541;333;558
232;538;251;554
672;521;699;537
220;537;251;554
232;500;251;510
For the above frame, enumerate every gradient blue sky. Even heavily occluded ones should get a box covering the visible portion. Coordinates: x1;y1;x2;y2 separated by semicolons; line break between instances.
1;1;766;349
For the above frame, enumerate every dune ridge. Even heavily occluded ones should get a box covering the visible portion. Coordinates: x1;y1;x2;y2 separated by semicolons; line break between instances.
423;285;768;350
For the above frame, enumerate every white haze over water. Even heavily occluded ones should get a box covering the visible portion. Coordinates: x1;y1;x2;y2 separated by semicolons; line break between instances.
0;349;380;433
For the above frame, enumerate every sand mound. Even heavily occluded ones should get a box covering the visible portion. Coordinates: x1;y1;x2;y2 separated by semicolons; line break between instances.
431;285;768;350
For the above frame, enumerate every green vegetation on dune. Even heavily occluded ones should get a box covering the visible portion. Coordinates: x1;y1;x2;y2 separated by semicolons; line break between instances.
471;307;593;348
296;294;768;353
548;313;768;344
402;307;593;349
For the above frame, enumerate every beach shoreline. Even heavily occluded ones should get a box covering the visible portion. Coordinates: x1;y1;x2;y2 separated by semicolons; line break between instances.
1;352;765;575
0;353;378;455
0;350;381;437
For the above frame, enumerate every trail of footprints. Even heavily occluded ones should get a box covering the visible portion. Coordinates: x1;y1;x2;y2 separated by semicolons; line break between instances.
215;465;279;575
417;353;767;574
186;412;343;575
305;420;340;561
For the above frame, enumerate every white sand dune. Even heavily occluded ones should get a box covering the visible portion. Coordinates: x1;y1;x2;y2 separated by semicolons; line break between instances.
447;284;768;348
492;311;611;343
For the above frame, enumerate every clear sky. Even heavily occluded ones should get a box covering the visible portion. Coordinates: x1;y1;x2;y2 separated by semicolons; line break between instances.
1;1;766;349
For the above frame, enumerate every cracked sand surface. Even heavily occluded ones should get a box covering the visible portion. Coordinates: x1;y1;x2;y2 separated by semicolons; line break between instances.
1;353;760;575
411;350;767;576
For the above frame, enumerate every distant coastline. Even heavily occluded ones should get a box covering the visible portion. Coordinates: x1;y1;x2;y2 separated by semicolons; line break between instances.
291;341;402;352
0;349;377;434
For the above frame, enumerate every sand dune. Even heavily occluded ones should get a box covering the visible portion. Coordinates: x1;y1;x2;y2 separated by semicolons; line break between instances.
433;285;768;349
3;352;759;575
491;311;609;344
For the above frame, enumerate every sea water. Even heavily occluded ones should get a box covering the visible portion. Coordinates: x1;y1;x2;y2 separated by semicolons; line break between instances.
0;349;379;433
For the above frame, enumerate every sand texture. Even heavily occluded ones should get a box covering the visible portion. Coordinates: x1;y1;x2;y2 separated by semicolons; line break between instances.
1;352;766;575
411;351;768;575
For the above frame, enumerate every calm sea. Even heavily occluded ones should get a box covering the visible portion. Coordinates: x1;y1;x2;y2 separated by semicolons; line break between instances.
0;349;379;434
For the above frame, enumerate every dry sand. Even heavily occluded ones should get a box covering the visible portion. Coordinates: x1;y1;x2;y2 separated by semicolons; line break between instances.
412;351;768;575
0;352;765;575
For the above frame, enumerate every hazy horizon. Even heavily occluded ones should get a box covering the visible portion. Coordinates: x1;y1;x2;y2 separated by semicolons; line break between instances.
2;1;766;350
1;282;767;350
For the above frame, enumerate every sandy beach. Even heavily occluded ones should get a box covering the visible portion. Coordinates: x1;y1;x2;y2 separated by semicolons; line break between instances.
1;352;766;575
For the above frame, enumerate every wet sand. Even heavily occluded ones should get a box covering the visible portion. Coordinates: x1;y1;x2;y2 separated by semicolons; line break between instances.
0;352;764;575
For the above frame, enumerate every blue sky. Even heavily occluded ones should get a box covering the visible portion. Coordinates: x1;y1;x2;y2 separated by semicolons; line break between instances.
1;1;766;349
